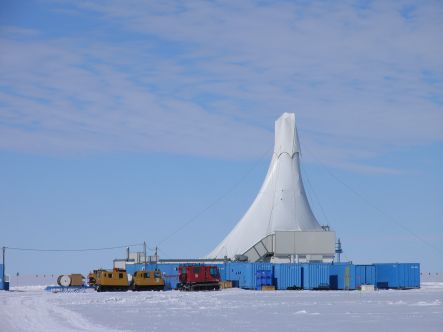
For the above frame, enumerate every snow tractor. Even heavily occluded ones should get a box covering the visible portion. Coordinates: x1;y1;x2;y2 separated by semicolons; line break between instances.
94;268;130;292
131;269;165;291
177;265;220;291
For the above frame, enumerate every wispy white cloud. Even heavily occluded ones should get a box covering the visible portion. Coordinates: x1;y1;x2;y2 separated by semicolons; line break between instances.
0;0;442;171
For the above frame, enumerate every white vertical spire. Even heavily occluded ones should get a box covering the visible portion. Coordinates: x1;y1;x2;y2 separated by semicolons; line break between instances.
274;112;300;156
207;113;321;259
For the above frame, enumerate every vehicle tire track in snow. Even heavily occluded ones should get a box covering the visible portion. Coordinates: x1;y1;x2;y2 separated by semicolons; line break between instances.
0;290;124;332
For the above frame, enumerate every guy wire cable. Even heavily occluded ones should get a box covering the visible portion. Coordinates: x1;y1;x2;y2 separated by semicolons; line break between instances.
158;145;273;246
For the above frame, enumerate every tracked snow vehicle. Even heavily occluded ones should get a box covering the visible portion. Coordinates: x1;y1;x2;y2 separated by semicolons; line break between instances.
177;265;220;291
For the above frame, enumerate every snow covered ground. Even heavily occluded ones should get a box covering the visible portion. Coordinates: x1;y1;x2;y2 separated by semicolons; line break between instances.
1;283;442;332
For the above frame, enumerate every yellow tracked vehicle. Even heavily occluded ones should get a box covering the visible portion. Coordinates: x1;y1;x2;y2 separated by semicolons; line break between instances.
94;268;130;292
87;269;107;287
131;269;165;291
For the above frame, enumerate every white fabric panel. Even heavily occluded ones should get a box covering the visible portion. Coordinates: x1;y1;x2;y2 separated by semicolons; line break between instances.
274;113;300;156
207;113;322;259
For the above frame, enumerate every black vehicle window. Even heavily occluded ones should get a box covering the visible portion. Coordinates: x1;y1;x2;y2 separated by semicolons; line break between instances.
144;273;150;278
193;267;200;274
181;267;187;274
108;273;112;278
119;273;123;279
154;271;161;278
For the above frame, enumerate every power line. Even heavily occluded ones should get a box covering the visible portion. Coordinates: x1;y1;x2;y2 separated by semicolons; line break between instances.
5;243;143;253
306;150;443;255
157;146;272;246
324;169;443;254
301;163;332;227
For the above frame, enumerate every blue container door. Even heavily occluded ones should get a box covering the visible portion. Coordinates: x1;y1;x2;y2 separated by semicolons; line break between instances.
400;264;407;288
392;264;400;288
399;263;420;288
355;265;365;287
226;263;244;286
365;265;375;285
250;263;272;289
256;270;263;290
264;270;272;286
256;270;271;290
375;264;401;289
413;264;420;288
329;275;338;290
241;263;251;289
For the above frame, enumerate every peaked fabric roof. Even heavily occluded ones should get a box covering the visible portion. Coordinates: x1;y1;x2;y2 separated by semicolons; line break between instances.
207;113;322;259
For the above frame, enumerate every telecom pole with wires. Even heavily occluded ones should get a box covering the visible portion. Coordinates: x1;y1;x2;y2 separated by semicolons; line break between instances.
143;241;147;271
2;246;5;288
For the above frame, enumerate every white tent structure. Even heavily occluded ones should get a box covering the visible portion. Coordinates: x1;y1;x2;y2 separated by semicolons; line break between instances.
208;113;335;263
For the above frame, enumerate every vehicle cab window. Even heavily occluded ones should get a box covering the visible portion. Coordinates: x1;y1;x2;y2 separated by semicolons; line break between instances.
209;267;218;277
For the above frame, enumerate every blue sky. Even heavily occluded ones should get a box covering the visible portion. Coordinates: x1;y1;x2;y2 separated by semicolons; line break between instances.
0;0;442;274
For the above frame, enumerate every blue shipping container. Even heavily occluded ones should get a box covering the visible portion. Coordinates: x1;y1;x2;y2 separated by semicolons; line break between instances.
374;263;420;289
273;264;302;290
366;265;376;286
224;262;273;289
302;263;330;290
224;262;247;286
355;265;375;288
329;263;356;290
243;263;273;289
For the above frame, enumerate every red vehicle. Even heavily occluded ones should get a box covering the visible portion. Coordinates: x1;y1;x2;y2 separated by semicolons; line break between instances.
177;265;220;291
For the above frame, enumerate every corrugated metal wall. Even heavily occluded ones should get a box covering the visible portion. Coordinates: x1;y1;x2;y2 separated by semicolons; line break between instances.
329;263;356;290
273;263;302;290
374;263;420;289
223;262;273;289
302;263;330;289
124;262;419;291
355;265;376;288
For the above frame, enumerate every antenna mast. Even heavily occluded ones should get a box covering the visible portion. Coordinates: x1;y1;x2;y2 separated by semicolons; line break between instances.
335;238;343;262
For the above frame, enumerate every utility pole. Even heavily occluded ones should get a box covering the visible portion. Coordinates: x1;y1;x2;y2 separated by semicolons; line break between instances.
155;246;158;269
2;246;5;288
143;241;147;271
